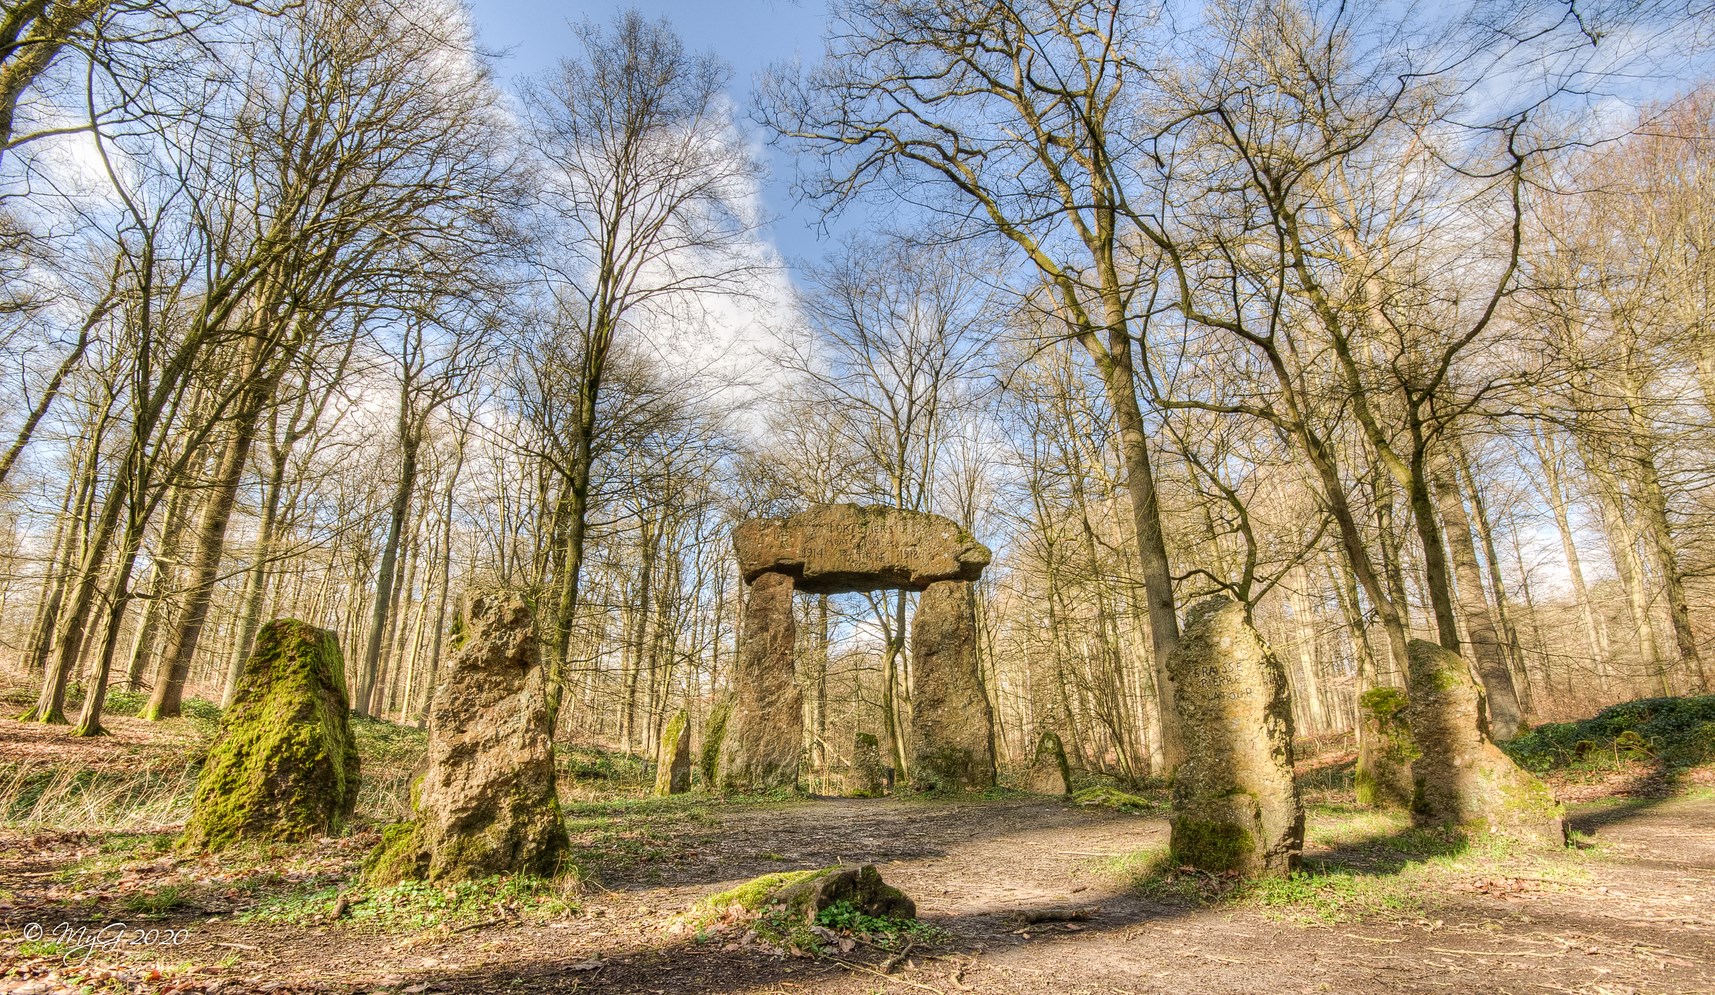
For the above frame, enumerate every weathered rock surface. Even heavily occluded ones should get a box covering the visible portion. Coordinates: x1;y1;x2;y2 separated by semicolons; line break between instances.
180;620;358;850
773;864;916;922
1166;596;1303;877
848;732;888;797
1406;640;1566;844
733;504;990;595
1356;686;1416;808
719;571;804;792
909;580;997;792
367;590;567;883
655;709;691;796
1025;730;1072;796
700;698;730;788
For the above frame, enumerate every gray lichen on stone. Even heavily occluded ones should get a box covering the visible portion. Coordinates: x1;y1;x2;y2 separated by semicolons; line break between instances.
366;589;568;884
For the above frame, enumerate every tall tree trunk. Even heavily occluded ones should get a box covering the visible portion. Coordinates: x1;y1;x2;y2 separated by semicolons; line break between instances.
23;441;88;679
124;475;197;687
31;467;127;723
357;427;421;716
1454;443;1532;714
1085;342;1184;772
1531;425;1609;679
1431;458;1523;740
71;507;149;736
419;424;468;725
144;378;277;720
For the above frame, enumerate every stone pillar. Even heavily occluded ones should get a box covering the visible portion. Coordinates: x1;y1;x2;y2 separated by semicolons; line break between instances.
1355;686;1415;808
1166;596;1303;877
367;589;567;884
719;570;803;792
1406;640;1565;844
908;580;997;791
654;709;691;796
1025;730;1072;795
848;732;888;797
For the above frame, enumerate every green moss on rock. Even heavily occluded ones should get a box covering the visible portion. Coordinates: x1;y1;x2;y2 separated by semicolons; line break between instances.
1170;816;1257;872
654;709;691;797
178;620;358;851
700;699;731;788
1356;685;1417;808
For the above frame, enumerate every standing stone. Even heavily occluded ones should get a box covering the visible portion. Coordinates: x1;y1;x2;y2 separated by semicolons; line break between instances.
1025;731;1072;796
1355;686;1416;808
367;590;567;884
180;620;358;850
699;697;731;788
1166;597;1303;877
654;709;691;796
848;732;888;797
1405;640;1566;844
909;580;997;792
719;571;803;792
728;505;999;797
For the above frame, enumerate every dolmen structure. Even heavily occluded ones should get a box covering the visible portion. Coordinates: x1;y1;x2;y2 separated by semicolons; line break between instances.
724;504;997;793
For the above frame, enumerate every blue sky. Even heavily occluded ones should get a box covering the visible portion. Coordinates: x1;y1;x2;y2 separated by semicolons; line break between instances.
465;0;841;267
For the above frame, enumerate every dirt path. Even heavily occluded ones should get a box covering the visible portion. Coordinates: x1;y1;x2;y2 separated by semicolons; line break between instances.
6;794;1715;994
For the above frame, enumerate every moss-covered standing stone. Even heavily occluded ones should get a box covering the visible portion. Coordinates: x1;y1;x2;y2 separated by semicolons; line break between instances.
1356;685;1417;808
699;698;730;788
179;620;358;851
367;589;568;884
1025;730;1072;795
1165;596;1303;877
909;579;997;792
654;709;691;796
1405;640;1566;844
848;731;888;796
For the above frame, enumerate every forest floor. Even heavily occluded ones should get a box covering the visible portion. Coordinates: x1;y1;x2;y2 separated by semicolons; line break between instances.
3;709;1715;994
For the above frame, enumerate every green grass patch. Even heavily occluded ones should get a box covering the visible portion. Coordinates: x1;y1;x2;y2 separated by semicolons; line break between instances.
121;884;191;916
1100;805;1590;924
559;745;652;790
240;874;579;932
349;715;427;822
16;939;70;958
